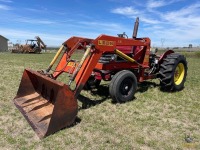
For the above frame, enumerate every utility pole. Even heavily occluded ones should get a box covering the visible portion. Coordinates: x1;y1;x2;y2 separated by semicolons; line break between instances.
161;38;165;48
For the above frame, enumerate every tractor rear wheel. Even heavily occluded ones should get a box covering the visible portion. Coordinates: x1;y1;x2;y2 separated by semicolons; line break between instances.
109;70;137;103
159;53;187;91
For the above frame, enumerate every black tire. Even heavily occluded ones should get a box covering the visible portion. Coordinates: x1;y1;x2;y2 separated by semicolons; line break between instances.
34;47;41;54
159;53;187;91
84;76;101;90
109;70;137;103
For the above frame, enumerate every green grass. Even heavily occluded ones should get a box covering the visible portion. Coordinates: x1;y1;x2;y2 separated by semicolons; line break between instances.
0;52;200;149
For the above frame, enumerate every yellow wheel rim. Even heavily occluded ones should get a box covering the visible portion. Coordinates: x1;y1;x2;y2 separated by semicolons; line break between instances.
174;63;185;85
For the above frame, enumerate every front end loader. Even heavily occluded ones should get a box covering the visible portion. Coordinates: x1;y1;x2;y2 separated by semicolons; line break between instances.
13;17;187;138
11;36;46;53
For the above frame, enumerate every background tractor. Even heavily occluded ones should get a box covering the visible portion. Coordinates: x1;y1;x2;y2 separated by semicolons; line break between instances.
11;36;46;53
13;17;187;138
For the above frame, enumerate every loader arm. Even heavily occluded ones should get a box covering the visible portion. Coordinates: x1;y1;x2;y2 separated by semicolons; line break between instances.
52;36;93;78
35;36;47;49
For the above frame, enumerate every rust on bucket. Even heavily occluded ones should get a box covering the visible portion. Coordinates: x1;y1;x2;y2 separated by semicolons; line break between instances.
13;69;78;138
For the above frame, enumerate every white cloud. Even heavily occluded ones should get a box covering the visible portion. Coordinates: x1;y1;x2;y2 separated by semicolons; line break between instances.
140;17;160;24
1;0;199;47
0;26;124;47
148;25;200;47
162;2;200;27
25;8;42;12
0;28;67;46
0;0;12;3
111;6;160;24
0;4;11;10
111;6;140;15
78;21;125;32
147;0;183;9
110;1;200;46
151;2;200;46
147;0;166;8
16;17;56;25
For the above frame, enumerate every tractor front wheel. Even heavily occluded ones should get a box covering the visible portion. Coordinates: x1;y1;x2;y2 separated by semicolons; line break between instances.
159;53;187;91
109;70;137;103
84;76;101;90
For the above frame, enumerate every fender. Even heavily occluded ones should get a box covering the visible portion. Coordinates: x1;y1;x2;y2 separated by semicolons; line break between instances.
158;50;174;65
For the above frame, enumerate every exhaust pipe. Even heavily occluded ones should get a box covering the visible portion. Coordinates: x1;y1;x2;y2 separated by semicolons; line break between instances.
132;17;139;39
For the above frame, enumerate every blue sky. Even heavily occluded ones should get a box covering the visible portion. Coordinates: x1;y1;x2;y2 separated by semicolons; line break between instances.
0;0;200;47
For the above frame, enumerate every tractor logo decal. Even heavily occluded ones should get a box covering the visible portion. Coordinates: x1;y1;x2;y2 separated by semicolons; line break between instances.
67;62;76;67
98;40;114;46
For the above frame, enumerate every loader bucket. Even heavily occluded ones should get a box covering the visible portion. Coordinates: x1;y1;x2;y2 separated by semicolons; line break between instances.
13;69;78;138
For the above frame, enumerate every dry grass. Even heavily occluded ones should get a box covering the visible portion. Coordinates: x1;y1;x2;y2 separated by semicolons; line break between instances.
0;52;199;149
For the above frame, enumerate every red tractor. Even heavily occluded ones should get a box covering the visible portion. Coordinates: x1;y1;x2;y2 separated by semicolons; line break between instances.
13;17;187;138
